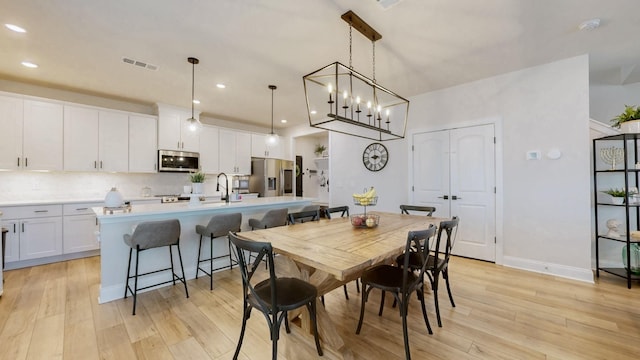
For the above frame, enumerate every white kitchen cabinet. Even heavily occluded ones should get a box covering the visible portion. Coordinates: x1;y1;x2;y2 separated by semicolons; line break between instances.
0;204;63;262
251;134;289;160
2;221;19;263
22;100;64;171
64;106;128;172
219;129;251;174
0;94;23;170
200;126;219;174
129;115;158;173
157;104;200;152
63;203;100;254
63;105;99;171
98;111;129;172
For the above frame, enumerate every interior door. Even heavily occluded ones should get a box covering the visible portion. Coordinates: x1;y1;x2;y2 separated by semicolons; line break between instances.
413;124;496;262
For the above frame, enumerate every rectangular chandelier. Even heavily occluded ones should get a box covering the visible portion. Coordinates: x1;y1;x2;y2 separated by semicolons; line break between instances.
303;11;409;141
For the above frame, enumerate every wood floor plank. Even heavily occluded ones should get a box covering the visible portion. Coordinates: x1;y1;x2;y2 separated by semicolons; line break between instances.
63;318;100;360
26;313;65;360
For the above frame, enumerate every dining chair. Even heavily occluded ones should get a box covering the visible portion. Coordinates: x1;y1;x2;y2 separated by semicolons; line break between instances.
288;206;321;224
228;232;323;360
356;225;437;360
324;205;349;219
195;212;242;290
324;205;360;300
400;204;436;216
123;219;188;315
395;216;460;327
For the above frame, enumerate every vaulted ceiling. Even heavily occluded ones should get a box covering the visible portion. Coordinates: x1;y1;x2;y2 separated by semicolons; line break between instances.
1;0;639;129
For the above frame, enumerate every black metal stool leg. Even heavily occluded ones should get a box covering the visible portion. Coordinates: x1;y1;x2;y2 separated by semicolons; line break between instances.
124;247;133;298
132;247;140;315
176;243;189;298
196;234;203;279
209;235;214;290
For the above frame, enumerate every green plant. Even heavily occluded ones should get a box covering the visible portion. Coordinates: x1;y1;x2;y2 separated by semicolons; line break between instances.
610;105;640;128
314;144;327;156
603;188;628;197
189;171;205;183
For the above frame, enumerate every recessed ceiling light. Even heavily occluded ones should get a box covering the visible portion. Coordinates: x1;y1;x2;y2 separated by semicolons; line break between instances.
21;61;38;68
192;99;200;104
5;24;26;33
216;83;226;89
310;110;317;115
280;119;287;124
579;18;601;31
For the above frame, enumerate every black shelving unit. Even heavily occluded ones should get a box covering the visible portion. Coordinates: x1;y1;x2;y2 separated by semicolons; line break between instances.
594;133;640;288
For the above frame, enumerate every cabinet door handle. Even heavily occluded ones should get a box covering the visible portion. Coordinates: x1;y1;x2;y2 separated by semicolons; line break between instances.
438;195;449;200
17;157;20;167
13;223;16;233
100;161;103;169
94;161;97;169
34;210;49;213
22;223;25;232
25;157;28;167
177;141;180;149
452;195;462;200
76;207;88;211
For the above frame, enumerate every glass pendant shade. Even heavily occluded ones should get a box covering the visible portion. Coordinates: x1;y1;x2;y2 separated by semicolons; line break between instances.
265;84;279;146
186;57;201;133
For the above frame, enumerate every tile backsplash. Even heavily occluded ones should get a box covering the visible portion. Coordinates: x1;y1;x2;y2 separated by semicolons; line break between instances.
0;171;221;202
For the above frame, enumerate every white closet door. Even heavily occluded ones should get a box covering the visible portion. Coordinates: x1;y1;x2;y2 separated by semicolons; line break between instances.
412;124;496;261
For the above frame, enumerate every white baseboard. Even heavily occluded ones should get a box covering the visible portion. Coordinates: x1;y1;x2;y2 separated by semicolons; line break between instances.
502;256;594;283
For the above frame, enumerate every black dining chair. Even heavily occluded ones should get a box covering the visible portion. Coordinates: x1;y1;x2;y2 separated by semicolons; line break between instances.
356;225;437;360
400;204;436;216
395;216;459;327
228;232;323;360
288;207;321;224
324;206;360;300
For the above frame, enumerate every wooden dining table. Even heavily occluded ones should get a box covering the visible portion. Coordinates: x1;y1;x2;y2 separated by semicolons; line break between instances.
236;211;445;359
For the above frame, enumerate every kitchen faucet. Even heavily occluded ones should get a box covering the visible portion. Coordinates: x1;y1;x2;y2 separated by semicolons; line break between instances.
216;172;229;203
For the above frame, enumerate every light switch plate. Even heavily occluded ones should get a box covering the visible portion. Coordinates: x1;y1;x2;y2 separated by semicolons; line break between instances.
526;150;541;160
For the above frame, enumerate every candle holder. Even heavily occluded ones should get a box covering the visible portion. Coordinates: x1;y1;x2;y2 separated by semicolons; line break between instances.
600;147;624;170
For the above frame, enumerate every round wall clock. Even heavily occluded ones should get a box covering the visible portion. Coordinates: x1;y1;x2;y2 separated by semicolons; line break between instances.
362;142;389;172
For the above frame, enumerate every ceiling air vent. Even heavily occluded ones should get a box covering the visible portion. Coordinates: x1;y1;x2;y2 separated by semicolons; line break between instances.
122;57;159;71
376;0;401;9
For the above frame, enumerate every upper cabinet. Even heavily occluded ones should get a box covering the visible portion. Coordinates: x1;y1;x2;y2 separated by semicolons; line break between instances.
251;134;290;160
63;106;128;172
0;94;24;170
199;126;219;174
157;103;200;152
129;115;157;173
219;129;251;174
22;99;64;171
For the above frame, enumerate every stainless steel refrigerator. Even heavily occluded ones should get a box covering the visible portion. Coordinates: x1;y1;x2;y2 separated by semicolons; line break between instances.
249;158;294;197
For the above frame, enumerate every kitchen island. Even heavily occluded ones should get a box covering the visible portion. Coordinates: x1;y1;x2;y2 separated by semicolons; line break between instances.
94;196;313;303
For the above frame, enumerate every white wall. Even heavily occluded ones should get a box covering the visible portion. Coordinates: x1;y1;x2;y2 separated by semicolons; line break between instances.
331;55;593;281
590;82;640;124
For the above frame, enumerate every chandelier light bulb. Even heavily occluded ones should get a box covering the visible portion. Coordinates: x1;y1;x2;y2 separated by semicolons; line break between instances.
356;96;361;104
367;101;371;109
328;83;333;93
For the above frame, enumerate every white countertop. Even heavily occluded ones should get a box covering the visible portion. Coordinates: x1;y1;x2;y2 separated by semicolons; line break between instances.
93;196;314;222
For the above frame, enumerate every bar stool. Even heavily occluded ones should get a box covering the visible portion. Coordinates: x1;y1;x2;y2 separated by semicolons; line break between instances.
195;212;242;290
123;219;188;315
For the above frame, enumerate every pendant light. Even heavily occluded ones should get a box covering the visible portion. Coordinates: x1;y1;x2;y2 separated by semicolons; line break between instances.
265;84;280;146
186;57;202;132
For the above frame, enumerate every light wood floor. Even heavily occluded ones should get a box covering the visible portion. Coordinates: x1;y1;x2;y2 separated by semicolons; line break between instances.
1;256;639;359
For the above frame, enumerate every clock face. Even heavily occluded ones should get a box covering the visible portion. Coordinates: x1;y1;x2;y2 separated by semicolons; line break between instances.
363;143;389;172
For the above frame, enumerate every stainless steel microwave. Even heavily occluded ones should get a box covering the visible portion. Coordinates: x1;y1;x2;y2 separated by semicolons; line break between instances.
158;150;200;172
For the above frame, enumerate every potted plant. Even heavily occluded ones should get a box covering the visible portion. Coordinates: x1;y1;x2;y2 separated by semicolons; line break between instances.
603;188;632;205
314;144;327;157
610;105;640;133
189;171;205;194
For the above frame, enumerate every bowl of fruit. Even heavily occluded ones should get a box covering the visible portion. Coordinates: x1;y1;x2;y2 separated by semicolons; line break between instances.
353;186;378;206
351;214;380;228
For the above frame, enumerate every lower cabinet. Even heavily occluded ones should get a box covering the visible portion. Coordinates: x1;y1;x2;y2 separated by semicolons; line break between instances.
19;217;63;260
63;203;100;253
1;204;64;263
